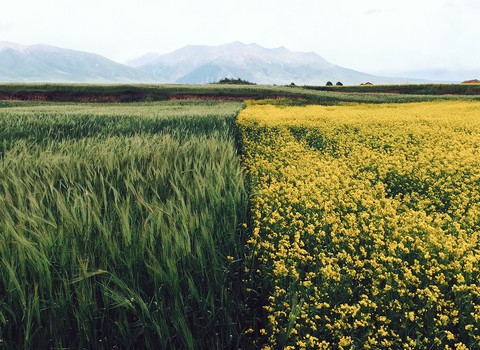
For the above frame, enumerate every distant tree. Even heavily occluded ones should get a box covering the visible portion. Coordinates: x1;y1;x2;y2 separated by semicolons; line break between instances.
215;77;255;85
336;81;343;86
326;81;333;86
290;82;296;87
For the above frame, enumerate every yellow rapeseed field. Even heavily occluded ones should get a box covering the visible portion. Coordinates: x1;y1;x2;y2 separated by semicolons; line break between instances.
237;101;480;349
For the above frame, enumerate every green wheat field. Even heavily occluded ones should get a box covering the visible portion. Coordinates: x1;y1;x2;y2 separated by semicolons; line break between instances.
0;100;248;349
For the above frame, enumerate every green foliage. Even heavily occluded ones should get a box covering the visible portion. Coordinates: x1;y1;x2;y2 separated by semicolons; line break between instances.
304;83;480;95
215;77;256;85
0;101;248;349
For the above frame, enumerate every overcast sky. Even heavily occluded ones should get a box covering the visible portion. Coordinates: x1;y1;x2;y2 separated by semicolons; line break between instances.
1;0;479;80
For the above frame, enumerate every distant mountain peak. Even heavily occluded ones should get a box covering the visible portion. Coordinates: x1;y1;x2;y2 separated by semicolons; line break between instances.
230;40;246;45
0;41;28;52
128;42;428;85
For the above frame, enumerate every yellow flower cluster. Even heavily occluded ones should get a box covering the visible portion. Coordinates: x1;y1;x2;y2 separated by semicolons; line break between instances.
237;101;480;349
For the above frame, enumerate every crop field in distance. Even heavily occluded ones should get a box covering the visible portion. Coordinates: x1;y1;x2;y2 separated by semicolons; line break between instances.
1;85;480;349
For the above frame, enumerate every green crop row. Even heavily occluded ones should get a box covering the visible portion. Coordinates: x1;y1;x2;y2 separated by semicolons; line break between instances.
0;101;248;349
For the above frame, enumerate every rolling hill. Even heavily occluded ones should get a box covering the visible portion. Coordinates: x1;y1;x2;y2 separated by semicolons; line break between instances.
0;42;153;83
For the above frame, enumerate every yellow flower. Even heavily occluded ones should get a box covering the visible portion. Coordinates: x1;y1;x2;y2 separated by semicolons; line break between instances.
237;100;480;349
339;336;352;348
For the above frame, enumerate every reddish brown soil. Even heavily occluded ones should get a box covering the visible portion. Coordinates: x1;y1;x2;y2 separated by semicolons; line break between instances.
0;93;49;101
0;91;259;102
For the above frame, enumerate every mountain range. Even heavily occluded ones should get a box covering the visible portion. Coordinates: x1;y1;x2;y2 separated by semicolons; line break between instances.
0;41;428;85
0;41;153;83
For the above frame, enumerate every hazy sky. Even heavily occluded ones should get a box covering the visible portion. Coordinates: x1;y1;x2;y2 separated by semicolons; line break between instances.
1;0;479;80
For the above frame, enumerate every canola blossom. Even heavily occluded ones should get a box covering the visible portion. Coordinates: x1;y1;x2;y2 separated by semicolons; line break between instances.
237;101;480;349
